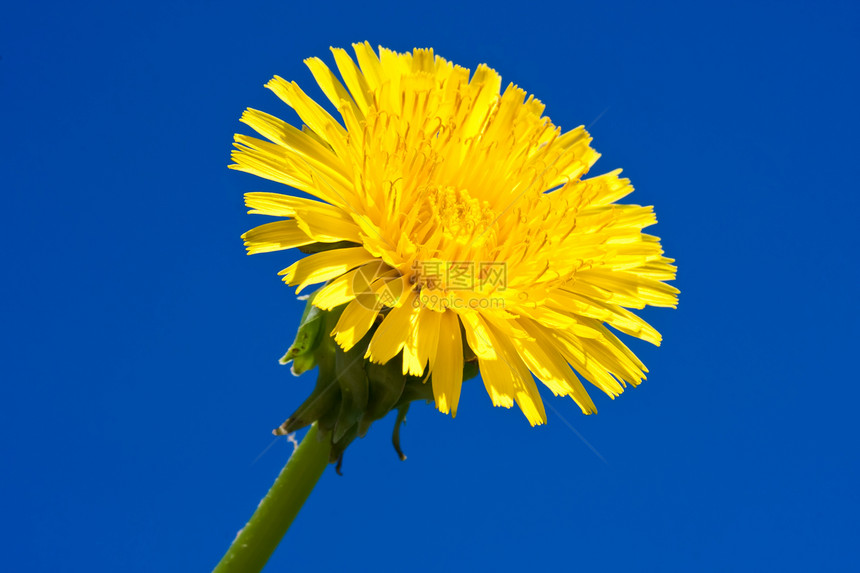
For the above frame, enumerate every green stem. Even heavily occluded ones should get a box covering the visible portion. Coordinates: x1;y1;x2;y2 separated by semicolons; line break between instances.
213;423;331;573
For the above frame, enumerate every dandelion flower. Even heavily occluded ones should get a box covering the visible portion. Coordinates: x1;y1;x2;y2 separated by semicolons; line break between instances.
232;43;678;426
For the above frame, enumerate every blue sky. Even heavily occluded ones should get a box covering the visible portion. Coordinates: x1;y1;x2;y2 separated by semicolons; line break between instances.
2;1;859;571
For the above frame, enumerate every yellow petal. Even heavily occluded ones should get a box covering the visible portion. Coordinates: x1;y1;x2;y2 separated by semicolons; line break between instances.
265;76;347;142
458;311;497;360
402;306;442;377
303;57;364;122
330;47;373;115
352;41;384;93
294;207;362;243
472;314;515;409
239;108;353;196
482;318;547;426
515;318;597;414
430;310;464;416
365;290;418;364
333;297;380;351
241;220;314;254
231;136;345;205
573;268;680;309
279;247;377;293
244;192;327;217
549;328;628;398
313;261;388;310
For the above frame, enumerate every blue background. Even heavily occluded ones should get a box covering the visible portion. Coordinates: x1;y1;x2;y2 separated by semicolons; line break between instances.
3;1;859;571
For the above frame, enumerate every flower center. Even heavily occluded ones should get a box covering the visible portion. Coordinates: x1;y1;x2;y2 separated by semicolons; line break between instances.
427;185;494;239
404;186;501;299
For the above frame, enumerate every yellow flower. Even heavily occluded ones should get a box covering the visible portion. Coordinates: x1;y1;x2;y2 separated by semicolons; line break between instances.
232;43;678;426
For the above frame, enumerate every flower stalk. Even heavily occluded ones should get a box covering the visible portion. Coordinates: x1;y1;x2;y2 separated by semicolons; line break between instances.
212;423;331;573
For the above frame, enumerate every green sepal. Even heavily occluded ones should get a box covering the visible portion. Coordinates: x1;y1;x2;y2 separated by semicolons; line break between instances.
275;372;339;435
463;359;479;383
332;335;370;444
274;301;340;435
392;404;410;461
396;374;435;406
359;359;407;437
279;291;325;375
329;424;358;469
274;300;486;468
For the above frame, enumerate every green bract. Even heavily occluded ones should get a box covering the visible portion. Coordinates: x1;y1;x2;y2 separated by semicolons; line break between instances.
276;292;479;469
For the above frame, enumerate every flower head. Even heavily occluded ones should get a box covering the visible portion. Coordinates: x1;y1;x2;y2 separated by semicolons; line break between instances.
232;43;678;427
